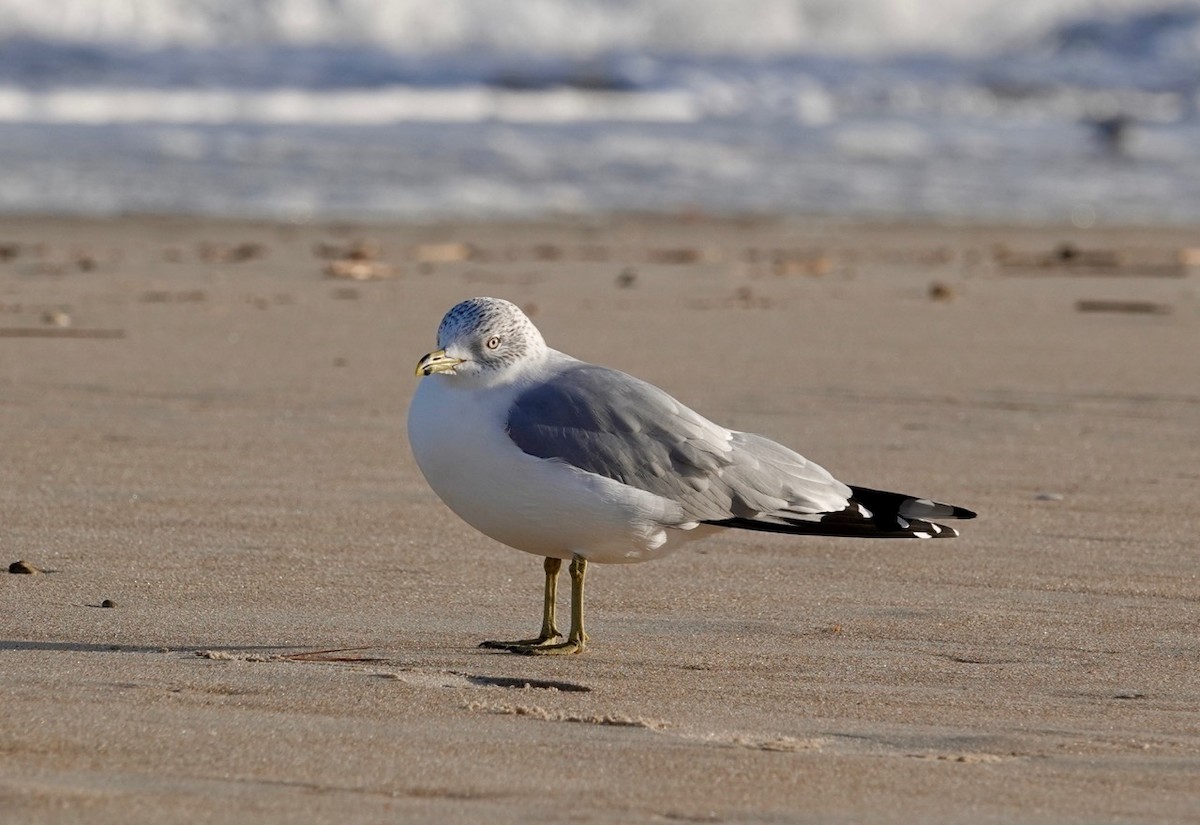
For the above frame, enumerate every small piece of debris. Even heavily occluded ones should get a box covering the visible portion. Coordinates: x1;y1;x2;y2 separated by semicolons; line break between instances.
615;267;637;288
928;282;955;301
931;753;1007;764
324;260;399;281
194;649;273;662
772;252;831;277
9;560;41;574
647;248;703;265
100;598;116;608
1075;300;1171;315
1113;691;1145;700
411;242;474;264
997;244;1183;277
314;239;380;261
1034;492;1064;501
1055;243;1119;267
733;286;771;309
199;242;266;263
41;310;72;327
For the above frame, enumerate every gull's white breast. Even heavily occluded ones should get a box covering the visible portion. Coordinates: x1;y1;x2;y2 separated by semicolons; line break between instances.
407;372;704;563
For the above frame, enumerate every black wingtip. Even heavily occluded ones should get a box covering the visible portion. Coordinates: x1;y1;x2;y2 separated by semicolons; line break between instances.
705;486;977;541
848;486;976;522
704;514;961;540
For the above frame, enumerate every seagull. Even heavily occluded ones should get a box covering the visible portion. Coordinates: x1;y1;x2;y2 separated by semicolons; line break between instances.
407;297;975;655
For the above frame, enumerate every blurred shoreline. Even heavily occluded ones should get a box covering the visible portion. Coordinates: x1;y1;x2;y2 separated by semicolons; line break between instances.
4;1;1200;223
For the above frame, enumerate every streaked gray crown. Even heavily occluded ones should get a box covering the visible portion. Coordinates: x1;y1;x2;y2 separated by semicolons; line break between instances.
437;297;545;370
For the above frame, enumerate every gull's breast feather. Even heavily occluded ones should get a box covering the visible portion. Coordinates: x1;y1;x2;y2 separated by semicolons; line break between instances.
407;369;709;563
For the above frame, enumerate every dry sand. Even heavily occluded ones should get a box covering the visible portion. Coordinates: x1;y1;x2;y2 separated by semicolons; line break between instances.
1;215;1198;823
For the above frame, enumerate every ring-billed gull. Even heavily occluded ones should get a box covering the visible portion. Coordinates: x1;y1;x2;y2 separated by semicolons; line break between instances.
408;297;975;655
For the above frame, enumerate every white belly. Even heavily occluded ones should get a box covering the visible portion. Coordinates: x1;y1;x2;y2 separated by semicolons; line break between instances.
406;376;705;563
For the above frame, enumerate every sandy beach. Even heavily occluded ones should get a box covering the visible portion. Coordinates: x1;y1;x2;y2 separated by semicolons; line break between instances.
2;214;1198;823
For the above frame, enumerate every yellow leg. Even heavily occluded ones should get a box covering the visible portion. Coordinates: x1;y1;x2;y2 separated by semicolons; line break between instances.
511;555;587;656
480;557;563;650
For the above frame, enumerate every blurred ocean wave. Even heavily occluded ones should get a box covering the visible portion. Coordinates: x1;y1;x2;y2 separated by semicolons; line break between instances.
1;0;1198;222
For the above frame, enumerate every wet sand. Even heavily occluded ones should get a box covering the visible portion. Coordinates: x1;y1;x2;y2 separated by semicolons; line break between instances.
2;215;1198;823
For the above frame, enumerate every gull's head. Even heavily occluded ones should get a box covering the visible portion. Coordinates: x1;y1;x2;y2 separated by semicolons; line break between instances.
415;297;546;383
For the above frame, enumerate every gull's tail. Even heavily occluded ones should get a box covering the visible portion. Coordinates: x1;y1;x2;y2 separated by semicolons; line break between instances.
704;485;977;540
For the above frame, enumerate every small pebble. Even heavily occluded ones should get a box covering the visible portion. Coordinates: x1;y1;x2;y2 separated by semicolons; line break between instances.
9;559;40;574
100;599;116;608
323;259;398;280
928;282;955;301
647;248;702;265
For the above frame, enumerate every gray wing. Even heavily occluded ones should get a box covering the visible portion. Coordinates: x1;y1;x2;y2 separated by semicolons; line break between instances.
505;363;851;523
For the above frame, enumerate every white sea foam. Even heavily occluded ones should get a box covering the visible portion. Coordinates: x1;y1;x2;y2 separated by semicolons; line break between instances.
0;0;1199;221
0;0;1192;56
0;85;698;125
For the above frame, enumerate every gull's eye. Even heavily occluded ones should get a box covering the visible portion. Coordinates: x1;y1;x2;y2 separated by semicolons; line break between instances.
485;336;501;350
